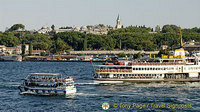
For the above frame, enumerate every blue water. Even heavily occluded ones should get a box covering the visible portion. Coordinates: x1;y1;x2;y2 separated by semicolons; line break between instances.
0;62;200;111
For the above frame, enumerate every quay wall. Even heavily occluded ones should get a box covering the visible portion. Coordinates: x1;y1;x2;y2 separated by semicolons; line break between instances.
70;50;159;55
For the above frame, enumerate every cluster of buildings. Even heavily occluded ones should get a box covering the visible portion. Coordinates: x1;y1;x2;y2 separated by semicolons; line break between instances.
0;44;46;56
11;14;162;35
34;14;123;35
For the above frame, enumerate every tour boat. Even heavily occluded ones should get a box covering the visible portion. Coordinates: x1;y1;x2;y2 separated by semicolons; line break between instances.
93;27;200;84
18;73;76;95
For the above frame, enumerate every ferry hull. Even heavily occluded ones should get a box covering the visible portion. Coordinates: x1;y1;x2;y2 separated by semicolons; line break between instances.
18;86;76;95
94;78;200;84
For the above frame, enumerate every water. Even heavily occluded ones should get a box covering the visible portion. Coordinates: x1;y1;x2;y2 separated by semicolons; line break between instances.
0;62;200;111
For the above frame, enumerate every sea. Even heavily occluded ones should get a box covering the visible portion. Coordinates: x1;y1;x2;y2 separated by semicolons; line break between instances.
0;62;200;112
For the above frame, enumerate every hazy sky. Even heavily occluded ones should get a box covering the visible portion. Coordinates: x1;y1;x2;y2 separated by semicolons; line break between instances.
0;0;200;31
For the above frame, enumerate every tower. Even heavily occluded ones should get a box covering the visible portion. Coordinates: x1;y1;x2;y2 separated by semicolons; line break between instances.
115;14;122;29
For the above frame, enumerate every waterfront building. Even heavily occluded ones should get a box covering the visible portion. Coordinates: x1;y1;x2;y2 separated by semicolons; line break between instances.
0;45;6;52
2;44;29;55
32;50;46;56
5;46;21;55
183;40;200;53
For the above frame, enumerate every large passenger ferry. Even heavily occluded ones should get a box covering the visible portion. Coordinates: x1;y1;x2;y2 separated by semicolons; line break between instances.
18;73;76;95
93;27;200;83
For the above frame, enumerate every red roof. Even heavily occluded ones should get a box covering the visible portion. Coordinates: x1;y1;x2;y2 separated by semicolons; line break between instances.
6;47;20;49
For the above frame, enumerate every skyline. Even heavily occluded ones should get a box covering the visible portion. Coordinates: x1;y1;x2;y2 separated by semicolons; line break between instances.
0;0;200;31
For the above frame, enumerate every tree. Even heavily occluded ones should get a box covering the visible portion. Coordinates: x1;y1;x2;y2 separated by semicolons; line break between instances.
98;24;105;28
40;52;46;56
83;37;87;50
29;42;32;56
134;52;142;59
59;26;72;29
21;41;26;56
118;52;126;57
55;37;67;53
162;25;179;33
8;24;25;32
51;25;55;30
0;32;20;47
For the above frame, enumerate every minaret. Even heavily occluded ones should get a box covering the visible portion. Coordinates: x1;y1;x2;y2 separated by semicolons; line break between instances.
115;14;122;29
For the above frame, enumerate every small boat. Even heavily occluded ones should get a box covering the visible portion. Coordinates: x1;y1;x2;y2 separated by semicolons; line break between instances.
18;73;76;95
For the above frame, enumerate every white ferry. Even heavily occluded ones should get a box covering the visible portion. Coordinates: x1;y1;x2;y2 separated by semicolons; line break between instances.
93;27;200;84
18;73;76;95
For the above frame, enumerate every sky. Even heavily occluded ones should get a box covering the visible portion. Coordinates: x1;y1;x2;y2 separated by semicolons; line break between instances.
0;0;200;31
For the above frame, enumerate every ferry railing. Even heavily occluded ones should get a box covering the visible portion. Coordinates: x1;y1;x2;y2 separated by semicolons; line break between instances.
96;69;132;72
128;62;184;66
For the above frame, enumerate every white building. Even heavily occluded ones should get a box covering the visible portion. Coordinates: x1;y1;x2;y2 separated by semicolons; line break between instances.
0;45;6;52
37;26;52;34
5;44;29;55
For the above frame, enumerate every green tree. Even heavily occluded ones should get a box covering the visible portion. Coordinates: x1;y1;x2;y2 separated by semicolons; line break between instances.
59;26;72;29
83;37;87;50
134;52;142;59
29;42;32;56
40;52;46;56
55;37;67;52
51;25;55;30
118;52;126;57
162;25;179;33
21;41;26;56
8;24;25;32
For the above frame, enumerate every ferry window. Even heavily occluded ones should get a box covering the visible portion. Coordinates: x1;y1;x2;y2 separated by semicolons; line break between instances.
147;68;149;70
160;74;162;76
123;74;125;76
139;68;141;70
136;68;138;70
150;68;152;70
120;74;122;76
133;68;135;70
